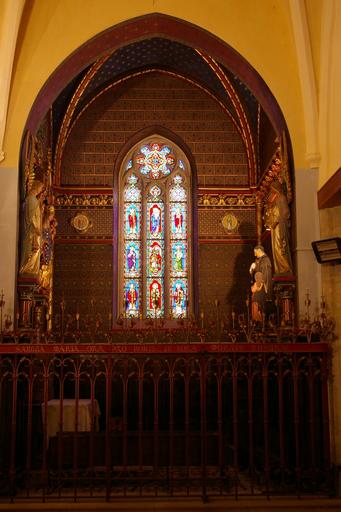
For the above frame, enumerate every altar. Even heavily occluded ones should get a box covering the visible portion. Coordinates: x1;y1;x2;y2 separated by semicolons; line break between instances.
42;399;100;438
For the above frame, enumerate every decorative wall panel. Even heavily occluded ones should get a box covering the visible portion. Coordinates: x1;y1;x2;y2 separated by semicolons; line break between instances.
198;243;254;323
53;244;113;321
198;209;256;239
61;73;248;188
55;208;112;239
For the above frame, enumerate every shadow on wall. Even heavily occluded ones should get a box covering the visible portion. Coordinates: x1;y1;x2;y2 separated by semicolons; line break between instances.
225;221;255;317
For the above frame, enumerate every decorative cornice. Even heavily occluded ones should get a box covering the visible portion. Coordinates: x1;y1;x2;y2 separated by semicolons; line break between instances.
55;192;256;208
198;193;255;207
55;194;113;207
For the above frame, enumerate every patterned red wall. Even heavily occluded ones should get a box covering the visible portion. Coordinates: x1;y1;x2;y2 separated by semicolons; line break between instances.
61;72;248;188
55;71;256;321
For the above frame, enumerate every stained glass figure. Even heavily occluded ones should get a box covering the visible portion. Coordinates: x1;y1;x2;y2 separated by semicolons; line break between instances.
135;143;175;179
125;242;139;275
148;203;162;236
170;204;186;237
125;280;139;317
148;241;163;275
147;279;163;317
125;204;140;237
171;279;187;318
172;242;186;275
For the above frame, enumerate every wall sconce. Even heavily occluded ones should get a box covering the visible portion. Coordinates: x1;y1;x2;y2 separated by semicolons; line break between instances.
312;237;341;263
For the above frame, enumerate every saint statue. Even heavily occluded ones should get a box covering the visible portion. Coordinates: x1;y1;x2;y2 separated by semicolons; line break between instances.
39;204;57;292
19;180;45;277
251;271;266;322
264;181;293;275
249;245;272;299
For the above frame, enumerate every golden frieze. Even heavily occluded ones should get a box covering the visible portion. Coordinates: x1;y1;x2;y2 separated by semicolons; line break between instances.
55;194;114;207
198;194;255;207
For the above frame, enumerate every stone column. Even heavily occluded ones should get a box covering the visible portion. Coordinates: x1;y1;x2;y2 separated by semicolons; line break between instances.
294;167;322;319
0;166;19;326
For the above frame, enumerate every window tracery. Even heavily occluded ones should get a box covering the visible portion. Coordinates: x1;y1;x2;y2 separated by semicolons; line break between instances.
120;138;191;320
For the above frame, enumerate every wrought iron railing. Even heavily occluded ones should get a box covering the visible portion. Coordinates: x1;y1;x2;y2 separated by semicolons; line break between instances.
0;341;333;503
0;290;335;503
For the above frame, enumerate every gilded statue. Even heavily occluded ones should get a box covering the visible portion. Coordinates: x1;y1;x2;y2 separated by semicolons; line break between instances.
39;205;57;292
264;181;293;275
19;180;45;276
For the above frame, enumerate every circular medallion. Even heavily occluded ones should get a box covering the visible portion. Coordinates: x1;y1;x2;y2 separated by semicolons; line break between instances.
71;212;91;233
222;213;239;233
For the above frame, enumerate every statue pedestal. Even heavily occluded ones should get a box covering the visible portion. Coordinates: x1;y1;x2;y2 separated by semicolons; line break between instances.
17;278;48;333
273;275;296;327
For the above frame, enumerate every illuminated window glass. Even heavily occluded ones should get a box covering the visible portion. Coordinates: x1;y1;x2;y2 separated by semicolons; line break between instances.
120;138;191;320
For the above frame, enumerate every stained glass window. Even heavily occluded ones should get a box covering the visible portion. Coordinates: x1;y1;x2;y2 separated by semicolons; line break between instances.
120;138;191;321
123;173;141;318
135;143;175;179
169;175;188;318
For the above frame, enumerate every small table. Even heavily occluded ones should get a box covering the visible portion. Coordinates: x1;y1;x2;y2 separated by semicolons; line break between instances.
42;399;100;438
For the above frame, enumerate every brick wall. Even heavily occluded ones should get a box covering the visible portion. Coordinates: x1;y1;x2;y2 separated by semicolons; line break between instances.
53;244;113;324
61;72;248;188
198;243;254;324
55;71;256;322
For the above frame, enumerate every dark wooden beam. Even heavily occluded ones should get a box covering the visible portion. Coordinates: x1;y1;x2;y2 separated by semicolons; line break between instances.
318;167;341;209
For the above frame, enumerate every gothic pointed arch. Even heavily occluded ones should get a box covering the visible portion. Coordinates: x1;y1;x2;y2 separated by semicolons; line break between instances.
115;132;197;322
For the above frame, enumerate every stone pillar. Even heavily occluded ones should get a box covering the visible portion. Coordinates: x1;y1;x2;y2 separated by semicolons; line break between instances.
294;168;322;320
0;166;19;326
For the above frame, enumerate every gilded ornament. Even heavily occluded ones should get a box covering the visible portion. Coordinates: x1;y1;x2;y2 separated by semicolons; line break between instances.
55;194;113;207
222;213;239;233
71;212;93;233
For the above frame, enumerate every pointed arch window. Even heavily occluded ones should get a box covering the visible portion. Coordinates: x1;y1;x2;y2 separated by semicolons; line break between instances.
120;138;192;320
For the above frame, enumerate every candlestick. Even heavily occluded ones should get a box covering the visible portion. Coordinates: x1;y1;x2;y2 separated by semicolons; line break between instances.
200;311;204;330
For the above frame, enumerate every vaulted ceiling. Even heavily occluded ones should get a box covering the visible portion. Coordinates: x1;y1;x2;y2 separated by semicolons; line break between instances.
51;37;277;184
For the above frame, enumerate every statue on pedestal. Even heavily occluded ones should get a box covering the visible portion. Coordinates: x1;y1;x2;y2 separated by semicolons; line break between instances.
19;180;45;277
264;181;293;275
